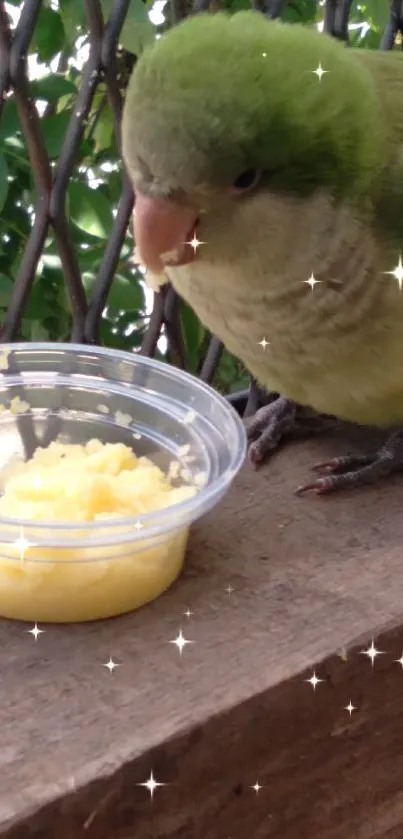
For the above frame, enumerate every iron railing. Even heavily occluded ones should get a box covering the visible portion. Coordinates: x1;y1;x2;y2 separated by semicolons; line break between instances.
0;0;397;417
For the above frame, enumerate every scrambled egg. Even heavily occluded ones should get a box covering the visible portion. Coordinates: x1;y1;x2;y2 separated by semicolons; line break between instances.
0;440;196;623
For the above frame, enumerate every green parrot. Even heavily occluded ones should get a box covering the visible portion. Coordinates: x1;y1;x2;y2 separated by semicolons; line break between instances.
122;10;403;495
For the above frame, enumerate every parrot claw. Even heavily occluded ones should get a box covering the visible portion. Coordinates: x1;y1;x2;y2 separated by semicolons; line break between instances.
295;430;403;496
245;396;340;467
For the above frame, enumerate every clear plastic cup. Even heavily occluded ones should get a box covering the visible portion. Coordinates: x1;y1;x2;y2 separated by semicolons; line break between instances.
0;343;246;623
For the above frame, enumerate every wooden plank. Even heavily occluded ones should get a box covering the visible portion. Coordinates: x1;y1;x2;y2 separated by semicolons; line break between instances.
1;424;403;837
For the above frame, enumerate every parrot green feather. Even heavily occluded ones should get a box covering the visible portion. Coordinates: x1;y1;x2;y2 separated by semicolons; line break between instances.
122;12;403;430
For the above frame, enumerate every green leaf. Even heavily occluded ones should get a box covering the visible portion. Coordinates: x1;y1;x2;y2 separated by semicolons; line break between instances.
93;105;115;152
107;170;124;203
31;7;66;63
29;321;50;341
366;0;389;32
0;99;20;141
0;155;9;214
68;182;114;239
30;75;77;102
83;271;144;311
223;0;249;12
100;0;155;54
284;0;317;24
59;0;87;44
179;301;205;373
24;285;54;320
60;0;155;53
0;274;14;307
41;110;72;158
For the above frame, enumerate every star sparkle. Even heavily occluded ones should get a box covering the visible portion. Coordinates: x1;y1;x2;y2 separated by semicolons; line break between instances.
344;700;356;716
169;628;193;655
303;273;322;291
134;520;143;532
103;657;120;673
27;623;44;641
225;584;234;596
137;770;166;799
258;337;270;350
14;529;30;561
384;255;403;291
305;670;324;690
250;780;263;794
186;234;205;254
184;608;193;619
312;63;328;81
396;653;403;668
360;639;384;667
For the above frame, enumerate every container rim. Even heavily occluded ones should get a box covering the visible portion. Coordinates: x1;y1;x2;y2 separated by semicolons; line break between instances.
0;342;247;542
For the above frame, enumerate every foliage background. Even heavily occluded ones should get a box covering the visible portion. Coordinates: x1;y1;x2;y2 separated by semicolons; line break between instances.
0;0;391;392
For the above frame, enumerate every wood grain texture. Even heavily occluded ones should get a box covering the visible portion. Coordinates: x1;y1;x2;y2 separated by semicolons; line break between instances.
2;425;403;838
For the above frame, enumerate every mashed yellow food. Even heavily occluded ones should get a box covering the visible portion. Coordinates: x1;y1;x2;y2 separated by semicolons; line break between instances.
0;440;196;623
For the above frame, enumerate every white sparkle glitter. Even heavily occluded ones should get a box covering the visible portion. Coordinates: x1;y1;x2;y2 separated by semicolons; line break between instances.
395;653;403;668
344;700;356;716
184;608;193;619
103;657;120;673
134;520;143;532
304;273;322;291
305;670;324;690
137;770;166;799
225;584;234;596
251;781;263;794
14;529;30;561
169;628;193;655
262;52;267;57
360;639;384;667
258;337;270;350
186;235;205;254
312;63;328;81
27;623;44;641
384;255;403;291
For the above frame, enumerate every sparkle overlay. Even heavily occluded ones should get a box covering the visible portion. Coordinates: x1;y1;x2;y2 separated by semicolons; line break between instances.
312;63;328;81
184;608;193;619
395;653;403;668
225;584;234;596
186;235;205;255
169;628;193;655
251;781;263;794
103;657;120;673
14;529;30;562
258;337;270;350
134;520;143;532
384;255;403;291
344;701;356;716
305;671;324;690
304;273;322;291
137;770;166;799
28;623;44;641
360;639;384;667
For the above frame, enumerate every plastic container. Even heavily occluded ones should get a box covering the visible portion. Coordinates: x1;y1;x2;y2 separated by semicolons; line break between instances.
0;343;246;623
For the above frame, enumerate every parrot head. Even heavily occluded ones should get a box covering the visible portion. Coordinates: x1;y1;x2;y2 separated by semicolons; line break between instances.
122;11;379;275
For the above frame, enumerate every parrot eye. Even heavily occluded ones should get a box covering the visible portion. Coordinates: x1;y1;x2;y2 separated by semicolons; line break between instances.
232;169;262;192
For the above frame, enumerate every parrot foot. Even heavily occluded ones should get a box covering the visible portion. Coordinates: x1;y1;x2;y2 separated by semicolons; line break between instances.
246;396;340;466
295;429;403;496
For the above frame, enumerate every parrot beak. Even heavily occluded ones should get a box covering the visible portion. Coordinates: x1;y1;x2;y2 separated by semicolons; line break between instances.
133;192;199;275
